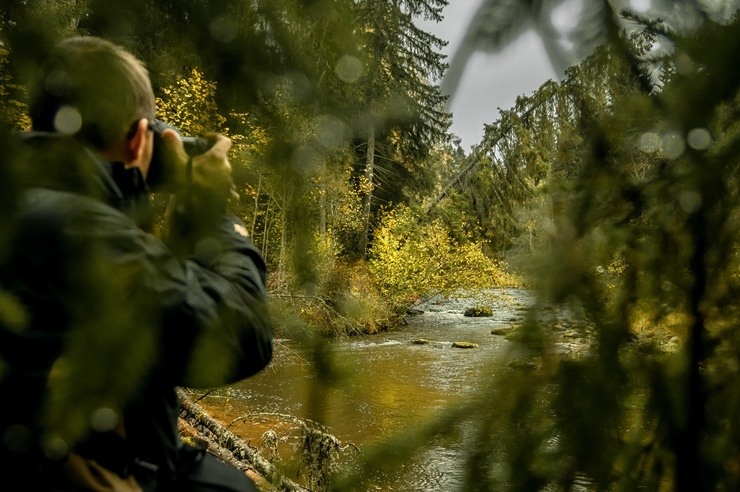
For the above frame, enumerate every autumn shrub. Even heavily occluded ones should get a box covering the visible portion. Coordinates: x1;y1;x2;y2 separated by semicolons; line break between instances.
321;260;393;334
0;42;29;131
369;205;515;311
269;260;392;337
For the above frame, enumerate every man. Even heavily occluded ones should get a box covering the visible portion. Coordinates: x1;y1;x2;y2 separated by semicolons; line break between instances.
0;36;273;491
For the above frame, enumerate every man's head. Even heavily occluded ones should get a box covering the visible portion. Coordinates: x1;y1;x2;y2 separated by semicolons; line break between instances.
29;36;155;156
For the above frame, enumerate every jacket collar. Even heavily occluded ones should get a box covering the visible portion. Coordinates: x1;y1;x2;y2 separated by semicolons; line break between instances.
15;132;153;225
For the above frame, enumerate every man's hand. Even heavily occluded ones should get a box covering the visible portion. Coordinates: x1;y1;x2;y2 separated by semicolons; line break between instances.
161;130;239;204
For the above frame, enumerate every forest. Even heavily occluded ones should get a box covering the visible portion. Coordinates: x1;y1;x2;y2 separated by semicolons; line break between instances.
2;0;740;490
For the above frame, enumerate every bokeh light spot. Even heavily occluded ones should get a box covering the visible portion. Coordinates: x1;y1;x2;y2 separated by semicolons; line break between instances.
291;144;321;175
679;190;702;213
91;407;119;432
674;52;696;75
639;132;661;153
42;436;68;461
2;424;32;455
662;131;685;159
687;127;712;150
209;16;238;43
314;114;347;149
53;106;82;135
335;55;363;83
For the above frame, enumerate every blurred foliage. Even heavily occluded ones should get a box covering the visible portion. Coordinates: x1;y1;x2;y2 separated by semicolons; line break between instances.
0;36;30;132
409;6;740;492
0;0;453;464
0;0;451;292
5;0;740;491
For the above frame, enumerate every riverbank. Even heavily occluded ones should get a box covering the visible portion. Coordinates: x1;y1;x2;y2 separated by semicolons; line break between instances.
267;256;523;338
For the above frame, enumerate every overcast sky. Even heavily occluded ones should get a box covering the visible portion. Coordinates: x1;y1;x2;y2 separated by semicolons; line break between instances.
417;3;558;150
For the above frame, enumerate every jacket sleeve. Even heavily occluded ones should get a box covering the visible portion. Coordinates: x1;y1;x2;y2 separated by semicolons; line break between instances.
69;194;273;389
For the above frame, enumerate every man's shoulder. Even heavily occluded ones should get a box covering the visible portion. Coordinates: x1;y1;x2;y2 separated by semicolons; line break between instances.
14;132;125;203
22;186;110;214
18;187;134;233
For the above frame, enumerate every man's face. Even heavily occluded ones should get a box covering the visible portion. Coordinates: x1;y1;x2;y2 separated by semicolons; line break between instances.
139;125;155;180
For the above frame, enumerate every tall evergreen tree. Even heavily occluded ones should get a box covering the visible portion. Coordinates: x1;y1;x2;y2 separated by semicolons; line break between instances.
354;0;451;254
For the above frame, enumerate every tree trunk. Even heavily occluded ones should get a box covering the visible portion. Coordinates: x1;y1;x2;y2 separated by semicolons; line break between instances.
278;193;288;290
261;203;270;265
360;125;376;255
251;175;262;239
319;183;327;239
177;388;308;492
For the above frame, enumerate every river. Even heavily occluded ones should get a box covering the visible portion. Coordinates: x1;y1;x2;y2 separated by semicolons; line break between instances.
195;288;574;490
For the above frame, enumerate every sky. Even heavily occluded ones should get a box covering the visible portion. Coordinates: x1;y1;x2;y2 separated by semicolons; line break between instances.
419;0;684;149
417;3;559;150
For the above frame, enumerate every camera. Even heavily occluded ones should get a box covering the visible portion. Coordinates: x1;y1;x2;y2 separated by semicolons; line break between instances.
146;120;215;191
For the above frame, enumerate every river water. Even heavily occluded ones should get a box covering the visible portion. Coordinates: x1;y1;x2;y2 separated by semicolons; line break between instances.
196;289;545;490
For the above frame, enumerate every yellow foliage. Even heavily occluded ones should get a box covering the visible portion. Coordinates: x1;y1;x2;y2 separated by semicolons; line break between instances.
229;112;269;159
369;206;515;308
0;44;31;131
155;70;270;178
156;69;226;137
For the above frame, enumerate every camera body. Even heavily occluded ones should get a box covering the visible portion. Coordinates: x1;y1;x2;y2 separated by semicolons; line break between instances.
146;120;214;191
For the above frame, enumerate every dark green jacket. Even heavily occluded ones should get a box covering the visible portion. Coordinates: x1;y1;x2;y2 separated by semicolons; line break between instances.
0;134;273;488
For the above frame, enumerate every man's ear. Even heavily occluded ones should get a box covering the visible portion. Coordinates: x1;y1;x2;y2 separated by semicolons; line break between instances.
126;118;149;163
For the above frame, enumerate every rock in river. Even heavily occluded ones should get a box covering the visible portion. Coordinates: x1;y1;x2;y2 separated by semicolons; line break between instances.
490;326;514;336
452;341;479;349
464;305;493;317
411;339;433;345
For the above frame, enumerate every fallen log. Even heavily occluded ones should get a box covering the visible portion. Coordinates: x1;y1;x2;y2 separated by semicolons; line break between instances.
177;388;308;492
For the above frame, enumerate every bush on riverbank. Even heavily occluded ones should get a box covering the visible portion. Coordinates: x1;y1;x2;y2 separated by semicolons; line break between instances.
267;205;521;337
269;260;395;337
368;205;519;312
